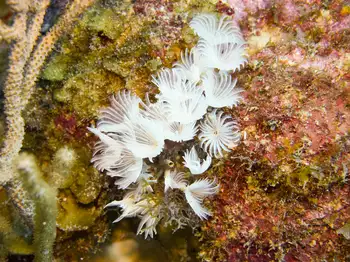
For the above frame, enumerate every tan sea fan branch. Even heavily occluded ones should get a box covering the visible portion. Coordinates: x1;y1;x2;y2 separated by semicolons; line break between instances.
0;0;96;184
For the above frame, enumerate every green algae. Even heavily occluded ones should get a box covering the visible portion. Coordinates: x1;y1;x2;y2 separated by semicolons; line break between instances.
57;190;102;232
53;70;124;118
289;166;311;187
83;7;124;41
42;54;75;81
45;146;77;190
103;57;136;77
70;166;102;205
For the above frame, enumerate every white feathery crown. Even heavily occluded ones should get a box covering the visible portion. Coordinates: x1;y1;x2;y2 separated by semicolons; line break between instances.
97;90;141;132
165;121;198;142
184;178;219;220
107;149;143;190
183;146;212;175
190;13;247;72
89;12;247;238
164;170;187;192
196;38;247;72
104;191;143;222
119;115;165;160
202;69;242;108
199;109;241;158
189;14;245;45
173;48;203;83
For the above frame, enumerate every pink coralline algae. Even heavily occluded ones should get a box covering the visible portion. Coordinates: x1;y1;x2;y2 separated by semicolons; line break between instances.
227;0;273;21
201;0;350;261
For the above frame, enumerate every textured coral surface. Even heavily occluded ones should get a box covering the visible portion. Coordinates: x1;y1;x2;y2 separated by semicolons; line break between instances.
0;0;349;261
199;0;350;261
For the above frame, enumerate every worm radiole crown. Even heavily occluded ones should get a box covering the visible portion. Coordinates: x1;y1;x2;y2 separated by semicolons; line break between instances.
89;13;247;238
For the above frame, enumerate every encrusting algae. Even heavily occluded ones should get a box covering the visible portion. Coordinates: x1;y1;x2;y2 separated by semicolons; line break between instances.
0;0;349;261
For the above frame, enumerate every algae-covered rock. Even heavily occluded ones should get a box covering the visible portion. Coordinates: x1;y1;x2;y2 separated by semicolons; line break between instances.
54;146;104;230
60;146;104;204
125;67;150;98
55;216;110;261
49;146;77;189
53;70;124;118
145;58;163;72
103;57;136;78
70;166;103;205
82;6;125;41
197;0;350;260
57;190;102;232
42;54;75;81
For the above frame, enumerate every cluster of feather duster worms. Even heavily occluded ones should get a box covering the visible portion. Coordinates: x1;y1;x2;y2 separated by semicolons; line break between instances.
88;13;247;238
